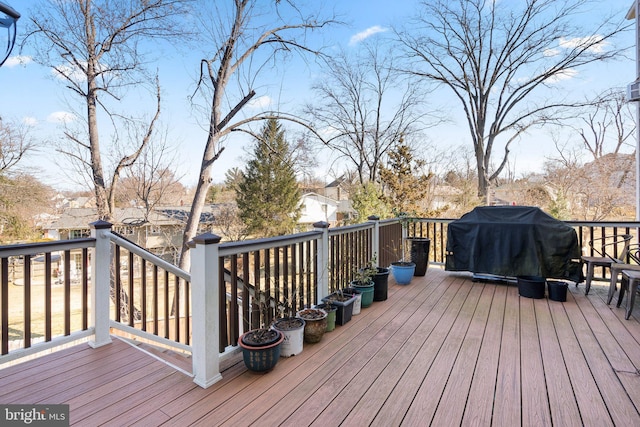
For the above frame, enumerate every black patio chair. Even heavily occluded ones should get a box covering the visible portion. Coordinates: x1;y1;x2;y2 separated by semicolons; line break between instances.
607;244;640;319
581;234;633;295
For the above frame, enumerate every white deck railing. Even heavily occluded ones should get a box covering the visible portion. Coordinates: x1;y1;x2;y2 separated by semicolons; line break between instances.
3;216;639;388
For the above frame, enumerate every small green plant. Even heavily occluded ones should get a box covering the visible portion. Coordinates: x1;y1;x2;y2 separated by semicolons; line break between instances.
352;256;378;286
392;208;415;228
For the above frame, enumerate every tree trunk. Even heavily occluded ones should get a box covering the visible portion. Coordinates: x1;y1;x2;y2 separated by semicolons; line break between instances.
178;169;212;271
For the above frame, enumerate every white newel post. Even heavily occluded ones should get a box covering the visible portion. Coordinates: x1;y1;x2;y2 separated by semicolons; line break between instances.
368;215;381;267
89;220;113;348
191;233;223;388
314;221;330;301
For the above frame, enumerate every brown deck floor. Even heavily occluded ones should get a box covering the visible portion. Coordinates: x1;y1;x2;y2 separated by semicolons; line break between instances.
1;268;640;426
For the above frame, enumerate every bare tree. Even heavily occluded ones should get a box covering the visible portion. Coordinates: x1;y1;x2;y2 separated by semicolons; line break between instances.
24;0;190;220
0;117;35;174
117;134;186;219
397;0;630;197
0;173;53;242
573;89;636;160
545;135;635;220
307;41;431;185
178;0;335;270
214;203;248;242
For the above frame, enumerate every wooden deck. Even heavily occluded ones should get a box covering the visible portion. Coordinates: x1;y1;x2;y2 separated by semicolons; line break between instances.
1;268;640;426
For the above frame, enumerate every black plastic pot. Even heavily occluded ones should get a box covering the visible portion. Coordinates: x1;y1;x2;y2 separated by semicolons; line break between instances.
547;280;568;302
409;238;431;276
373;267;390;301
517;275;545;299
321;293;356;325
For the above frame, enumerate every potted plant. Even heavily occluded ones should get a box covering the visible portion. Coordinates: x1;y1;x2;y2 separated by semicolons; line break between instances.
408;237;430;276
390;260;416;285
349;260;377;308
271;295;306;357
271;316;305;357
238;288;288;370
296;307;328;343
321;291;357;325
373;266;390;301
343;286;362;315
387;222;416;285
238;328;285;372
315;302;337;331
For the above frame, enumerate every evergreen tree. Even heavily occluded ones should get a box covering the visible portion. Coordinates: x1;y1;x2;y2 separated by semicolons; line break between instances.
379;142;433;216
350;182;390;224
236;119;301;237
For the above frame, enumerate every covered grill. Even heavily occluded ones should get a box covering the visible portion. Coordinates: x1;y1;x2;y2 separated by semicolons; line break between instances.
445;206;582;282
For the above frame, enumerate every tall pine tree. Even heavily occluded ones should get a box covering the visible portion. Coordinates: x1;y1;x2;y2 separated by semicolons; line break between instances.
379;142;433;216
236;119;301;237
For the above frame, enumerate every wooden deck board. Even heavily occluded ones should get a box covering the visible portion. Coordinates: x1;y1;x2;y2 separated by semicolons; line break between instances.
565;286;640;426
493;285;522;426
520;295;552;426
1;268;640;427
461;284;507;426
244;277;434;427
429;283;495;426
370;276;472;426
311;274;449;426
401;282;485;425
534;297;583;427
549;290;614;427
340;273;455;426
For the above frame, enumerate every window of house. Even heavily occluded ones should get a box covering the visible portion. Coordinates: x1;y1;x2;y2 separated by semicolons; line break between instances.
69;229;90;239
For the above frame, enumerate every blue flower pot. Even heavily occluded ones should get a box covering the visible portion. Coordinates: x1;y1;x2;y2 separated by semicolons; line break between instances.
391;262;416;285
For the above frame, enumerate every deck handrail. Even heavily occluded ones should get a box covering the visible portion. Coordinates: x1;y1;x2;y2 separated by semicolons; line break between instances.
2;215;640;388
109;232;190;281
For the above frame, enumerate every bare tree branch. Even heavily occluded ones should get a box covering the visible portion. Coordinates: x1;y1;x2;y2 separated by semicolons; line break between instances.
396;0;631;197
24;0;191;219
178;0;337;270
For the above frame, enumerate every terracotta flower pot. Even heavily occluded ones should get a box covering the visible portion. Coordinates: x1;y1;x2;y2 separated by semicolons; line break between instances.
296;308;327;343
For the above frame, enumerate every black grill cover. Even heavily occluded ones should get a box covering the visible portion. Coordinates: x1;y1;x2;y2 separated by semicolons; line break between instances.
445;206;581;282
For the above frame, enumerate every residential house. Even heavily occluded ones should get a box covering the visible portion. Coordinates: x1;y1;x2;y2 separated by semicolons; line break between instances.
298;192;340;227
44;205;217;264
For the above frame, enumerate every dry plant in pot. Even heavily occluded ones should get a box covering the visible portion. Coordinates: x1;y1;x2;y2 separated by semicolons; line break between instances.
272;296;305;357
238;289;284;372
296;307;328;343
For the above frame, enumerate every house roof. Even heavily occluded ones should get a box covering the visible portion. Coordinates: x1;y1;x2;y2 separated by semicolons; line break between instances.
325;175;348;188
300;192;339;205
46;205;217;230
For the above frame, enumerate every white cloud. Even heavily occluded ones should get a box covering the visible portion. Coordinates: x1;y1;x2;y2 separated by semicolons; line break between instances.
47;111;76;124
543;48;560;57
349;26;388;46
558;35;608;53
52;63;88;82
248;95;271;109
545;68;578;83
22;116;38;126
318;125;340;140
4;56;32;67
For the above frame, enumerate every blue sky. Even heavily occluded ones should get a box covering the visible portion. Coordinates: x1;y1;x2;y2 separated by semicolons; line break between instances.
1;0;637;192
